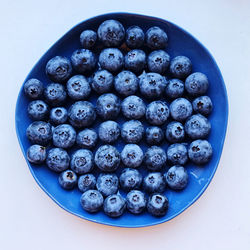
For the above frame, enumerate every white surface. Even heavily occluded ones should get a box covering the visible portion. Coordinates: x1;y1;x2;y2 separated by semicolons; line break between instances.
1;0;250;249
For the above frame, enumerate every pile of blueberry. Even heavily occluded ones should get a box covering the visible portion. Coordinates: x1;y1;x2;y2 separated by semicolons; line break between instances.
24;19;213;218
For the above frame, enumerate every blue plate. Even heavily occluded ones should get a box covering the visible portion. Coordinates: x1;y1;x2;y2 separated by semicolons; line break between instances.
15;13;228;227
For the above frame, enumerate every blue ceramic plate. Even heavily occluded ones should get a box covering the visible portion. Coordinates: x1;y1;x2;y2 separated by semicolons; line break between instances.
15;13;228;227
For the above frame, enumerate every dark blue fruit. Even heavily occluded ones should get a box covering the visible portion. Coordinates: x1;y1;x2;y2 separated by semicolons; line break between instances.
50;107;68;125
145;26;168;50
96;173;119;197
103;194;126;218
192;96;213;116
146;126;164;145
121;120;144;143
78;174;96;192
147;193;168;216
165;121;185;143
24;78;44;99
46;148;70;172
58;170;77;190
125;26;144;49
147;50;170;74
80;190;104;213
145;146;167;171
27;100;49;121
167;143;188;165
146;101;169;125
170;56;192;79
76;128;98;149
124;49;146;74
44;83;67;107
91;70;113;94
126;190;147;214
170;98;193;122
27;144;46;164
80;30;97;49
165;79;184;99
188;139;212;165
143;172;165;193
98;120;120;143
165;165;188;190
119;168;142;191
121;144;143;168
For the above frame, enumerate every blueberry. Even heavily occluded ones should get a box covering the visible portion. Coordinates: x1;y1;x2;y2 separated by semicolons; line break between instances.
24;78;44;99
119;168;143;191
121;95;146;119
71;49;97;74
185;114;211;139
188;139;212;165
98;48;124;73
78;174;96;192
59;170;77;190
147;50;170;74
103;194;126;218
165;79;185;99
96;173;119;197
91;70;113;94
169;98;193;122
50;107;68;125
27;100;49;121
124;49;146;74
139;72;167;99
185;72;209;96
121;144;144;168
114;70;138;96
167;143;188;165
80;30;97;49
52;124;76;149
96;93;121;120
125;26;144;49
97;19;125;47
145;146;167;171
94;145;120;172
80;190;104;213
46;148;70;172
76;128;98;149
165;165;188;190
170;56;192;79
147;193;168;216
145;26;168;50
98;120;120;143
192;96;213;116
146;126;164;145
26;121;52;145
27;144;46;164
70;149;94;174
146;101;169;126
68;101;96;128
126;190;147;214
46;56;72;83
165;121;185;143
143;172;165;193
44;83;67;107
121;120;144;143
66;75;91;100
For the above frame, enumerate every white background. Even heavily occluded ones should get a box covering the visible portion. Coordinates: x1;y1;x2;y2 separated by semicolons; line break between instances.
1;0;250;249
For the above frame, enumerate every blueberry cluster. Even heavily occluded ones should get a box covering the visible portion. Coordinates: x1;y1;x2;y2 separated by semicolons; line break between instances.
24;19;213;218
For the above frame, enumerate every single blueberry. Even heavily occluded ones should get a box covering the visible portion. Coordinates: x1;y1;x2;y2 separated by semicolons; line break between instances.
119;168;143;191
146;101;169;126
147;50;170;74
188;139;213;165
121;144;144;168
71;49;97;74
27;144;46;164
68;101;96;128
170;56;192;79
80;30;97;49
46;148;70;172
185;72;209;96
76;128;98;149
50;107;68;125
185;114;211;139
147;193;168;217
44;83;67;107
97;19;125;47
121;120;144;143
58;170;77;190
103;194;126;218
192;96;213;116
70;149;94;174
66;75;91;100
145;26;168;50
27;100;49;121
124;49;146;74
98;120;120;143
143;172;166;193
145;146;167;171
165;79;185;99
146;126;164;145
170;98;193;122
24;78;44;99
167;143;188;165
165;165;188;190
94;145;120;172
78;174;96;192
121;95;146;119
80;190;104;213
26;121;52;146
126;190;147;214
96;93;121;120
98;48;124;73
46;56;72;83
91;70;113;94
96;173;119;197
165;121;185;143
125;26;144;49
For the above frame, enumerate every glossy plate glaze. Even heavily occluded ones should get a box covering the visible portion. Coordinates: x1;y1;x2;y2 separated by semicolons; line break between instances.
15;13;228;227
